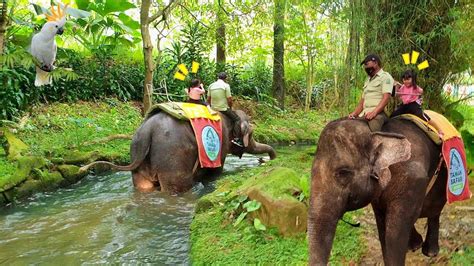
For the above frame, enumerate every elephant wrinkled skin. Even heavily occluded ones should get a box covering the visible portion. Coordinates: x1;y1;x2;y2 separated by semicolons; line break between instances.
82;110;276;193
308;118;447;266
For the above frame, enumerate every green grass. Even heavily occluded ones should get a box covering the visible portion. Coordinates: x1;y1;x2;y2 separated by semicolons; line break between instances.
0;99;142;186
450;246;474;265
253;109;339;144
191;146;365;264
16;99;142;159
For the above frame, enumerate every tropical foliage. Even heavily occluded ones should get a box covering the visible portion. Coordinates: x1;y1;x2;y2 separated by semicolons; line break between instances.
0;0;472;120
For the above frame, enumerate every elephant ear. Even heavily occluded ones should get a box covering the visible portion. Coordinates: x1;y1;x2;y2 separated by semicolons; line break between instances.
241;120;251;147
370;132;411;189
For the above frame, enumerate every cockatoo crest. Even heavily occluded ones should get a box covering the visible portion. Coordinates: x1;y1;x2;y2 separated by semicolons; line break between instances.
46;4;68;24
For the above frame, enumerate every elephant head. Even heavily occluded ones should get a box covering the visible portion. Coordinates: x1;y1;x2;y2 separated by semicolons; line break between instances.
308;118;411;264
229;110;276;160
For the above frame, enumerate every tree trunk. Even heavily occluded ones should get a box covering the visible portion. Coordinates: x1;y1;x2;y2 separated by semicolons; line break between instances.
0;0;7;55
272;0;286;110
216;2;226;71
304;56;313;112
343;0;361;114
140;0;154;114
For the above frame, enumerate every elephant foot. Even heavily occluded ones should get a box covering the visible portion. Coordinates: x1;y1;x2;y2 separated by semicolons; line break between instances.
408;228;423;252
422;242;439;257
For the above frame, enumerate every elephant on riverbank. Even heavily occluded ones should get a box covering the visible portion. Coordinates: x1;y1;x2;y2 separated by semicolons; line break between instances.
81;109;276;193
308;118;447;265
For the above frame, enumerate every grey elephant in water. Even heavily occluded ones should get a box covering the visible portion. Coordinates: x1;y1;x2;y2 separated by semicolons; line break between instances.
82;109;276;193
308;118;447;265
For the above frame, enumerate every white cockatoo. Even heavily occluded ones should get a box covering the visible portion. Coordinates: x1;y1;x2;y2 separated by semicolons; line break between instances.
30;4;67;86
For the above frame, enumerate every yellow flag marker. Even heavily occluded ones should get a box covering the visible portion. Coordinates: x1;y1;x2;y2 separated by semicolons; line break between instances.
402;53;410;65
191;61;200;73
411;51;420;64
177;64;189;76
174;71;186;81
417;60;429;70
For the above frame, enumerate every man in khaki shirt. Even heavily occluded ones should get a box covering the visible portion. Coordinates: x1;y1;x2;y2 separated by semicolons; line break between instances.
349;54;394;131
208;72;243;147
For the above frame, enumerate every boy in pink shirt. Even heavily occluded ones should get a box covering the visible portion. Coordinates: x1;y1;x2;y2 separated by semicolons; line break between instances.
186;79;207;106
391;69;444;137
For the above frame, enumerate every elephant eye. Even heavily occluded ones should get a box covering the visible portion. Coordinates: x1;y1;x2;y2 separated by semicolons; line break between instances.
335;167;354;181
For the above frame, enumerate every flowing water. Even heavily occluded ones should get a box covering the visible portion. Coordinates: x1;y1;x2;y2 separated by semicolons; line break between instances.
0;154;267;265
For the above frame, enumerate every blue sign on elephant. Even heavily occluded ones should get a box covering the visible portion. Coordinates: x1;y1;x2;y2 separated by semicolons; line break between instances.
448;148;466;196
201;125;220;161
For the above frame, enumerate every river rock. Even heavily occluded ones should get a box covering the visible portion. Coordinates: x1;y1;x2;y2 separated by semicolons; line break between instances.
63;150;100;165
2;128;29;161
239;167;307;236
57;164;88;184
0;155;48;192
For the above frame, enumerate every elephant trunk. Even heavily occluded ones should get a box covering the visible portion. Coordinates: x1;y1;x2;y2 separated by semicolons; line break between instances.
308;189;345;265
246;139;276;159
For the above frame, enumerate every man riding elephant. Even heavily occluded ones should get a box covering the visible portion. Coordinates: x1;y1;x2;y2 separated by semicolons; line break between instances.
349;54;394;131
207;72;244;147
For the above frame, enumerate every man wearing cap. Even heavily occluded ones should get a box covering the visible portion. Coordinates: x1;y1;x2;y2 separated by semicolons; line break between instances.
208;72;243;147
349;54;394;131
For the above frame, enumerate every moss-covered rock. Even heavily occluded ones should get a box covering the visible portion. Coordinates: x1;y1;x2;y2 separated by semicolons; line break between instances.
2;129;29;161
0;156;48;192
63;150;100;165
39;171;64;188
239;167;308;236
195;198;215;214
57;164;88;184
14;179;43;199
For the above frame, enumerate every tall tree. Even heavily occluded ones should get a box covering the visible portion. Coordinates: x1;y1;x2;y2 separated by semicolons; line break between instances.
362;0;461;111
140;0;178;113
342;0;361;114
286;2;323;111
216;0;226;70
0;0;7;55
272;0;286;109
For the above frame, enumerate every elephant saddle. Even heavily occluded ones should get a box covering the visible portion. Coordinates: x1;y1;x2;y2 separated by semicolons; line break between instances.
147;102;223;168
397;110;472;203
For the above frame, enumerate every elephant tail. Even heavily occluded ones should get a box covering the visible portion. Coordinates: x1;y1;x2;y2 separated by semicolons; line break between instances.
79;122;153;173
79;159;142;173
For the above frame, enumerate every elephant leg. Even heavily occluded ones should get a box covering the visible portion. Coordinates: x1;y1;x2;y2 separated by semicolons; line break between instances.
422;214;440;257
372;206;387;258
132;163;157;192
158;171;194;194
383;203;418;265
408;226;423;251
132;171;156;192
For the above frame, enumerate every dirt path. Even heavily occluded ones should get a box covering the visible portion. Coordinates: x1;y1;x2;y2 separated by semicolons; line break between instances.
358;183;473;264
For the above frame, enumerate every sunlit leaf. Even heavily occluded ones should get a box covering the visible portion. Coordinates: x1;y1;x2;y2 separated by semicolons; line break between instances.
253;218;266;231
233;212;247;226
118;13;139;30
243;200;261;212
31;4;49;15
66;7;91;19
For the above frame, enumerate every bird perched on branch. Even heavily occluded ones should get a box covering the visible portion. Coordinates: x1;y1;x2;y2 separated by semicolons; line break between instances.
30;4;67;87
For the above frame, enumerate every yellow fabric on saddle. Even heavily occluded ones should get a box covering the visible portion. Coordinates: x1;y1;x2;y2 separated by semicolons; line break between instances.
145;102;220;121
424;110;461;140
179;103;220;121
398;110;460;145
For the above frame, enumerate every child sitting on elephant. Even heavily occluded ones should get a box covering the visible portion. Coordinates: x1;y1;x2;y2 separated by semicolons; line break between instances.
391;69;444;137
186;79;208;106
